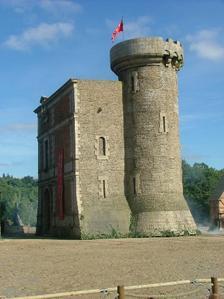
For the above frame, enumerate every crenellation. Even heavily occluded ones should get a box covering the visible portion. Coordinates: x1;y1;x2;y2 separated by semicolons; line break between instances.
35;37;196;238
111;37;196;236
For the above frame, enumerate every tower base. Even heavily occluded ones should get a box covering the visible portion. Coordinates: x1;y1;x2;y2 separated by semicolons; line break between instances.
132;210;197;236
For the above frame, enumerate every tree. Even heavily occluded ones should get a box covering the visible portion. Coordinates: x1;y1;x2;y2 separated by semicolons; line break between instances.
0;175;38;226
182;160;224;224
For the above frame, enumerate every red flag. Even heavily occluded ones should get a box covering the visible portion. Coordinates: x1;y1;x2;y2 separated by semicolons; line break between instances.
111;19;123;41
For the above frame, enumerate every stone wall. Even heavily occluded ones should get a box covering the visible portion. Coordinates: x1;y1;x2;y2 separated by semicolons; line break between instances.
110;38;196;235
36;80;80;238
35;79;131;238
35;37;197;238
77;80;130;236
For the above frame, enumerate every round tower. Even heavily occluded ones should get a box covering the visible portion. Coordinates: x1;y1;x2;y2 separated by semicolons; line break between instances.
110;37;197;236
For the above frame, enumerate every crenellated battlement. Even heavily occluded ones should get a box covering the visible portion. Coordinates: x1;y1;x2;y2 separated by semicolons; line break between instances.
34;35;196;239
110;36;197;236
164;38;184;70
110;37;184;74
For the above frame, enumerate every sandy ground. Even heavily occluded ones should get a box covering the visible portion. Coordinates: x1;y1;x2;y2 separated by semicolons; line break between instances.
0;235;224;298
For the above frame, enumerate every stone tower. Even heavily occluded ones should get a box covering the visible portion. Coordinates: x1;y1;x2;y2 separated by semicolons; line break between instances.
110;37;197;236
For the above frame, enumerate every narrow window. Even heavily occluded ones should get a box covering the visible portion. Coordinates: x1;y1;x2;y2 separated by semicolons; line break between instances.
159;113;168;133
162;116;166;133
99;137;106;156
102;180;106;198
44;139;49;171
131;71;139;93
133;177;136;195
131;75;135;92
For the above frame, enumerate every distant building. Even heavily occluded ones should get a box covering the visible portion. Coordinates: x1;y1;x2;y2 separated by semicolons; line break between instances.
210;176;224;229
34;37;196;238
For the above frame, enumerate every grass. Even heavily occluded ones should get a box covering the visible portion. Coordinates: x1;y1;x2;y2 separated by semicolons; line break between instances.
81;227;199;240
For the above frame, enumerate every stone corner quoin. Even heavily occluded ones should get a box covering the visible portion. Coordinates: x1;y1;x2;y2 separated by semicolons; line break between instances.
34;36;196;239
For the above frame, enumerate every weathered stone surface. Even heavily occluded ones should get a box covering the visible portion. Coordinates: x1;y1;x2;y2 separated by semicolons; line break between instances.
110;37;196;235
35;79;130;238
77;80;130;236
35;36;196;239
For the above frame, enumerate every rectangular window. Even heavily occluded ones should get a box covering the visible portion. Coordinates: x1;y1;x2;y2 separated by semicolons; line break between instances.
102;180;106;198
98;177;108;199
44;139;49;171
133;177;136;195
159;113;168;133
131;71;139;93
99;137;106;156
131;76;135;92
50;135;55;167
162;116;166;132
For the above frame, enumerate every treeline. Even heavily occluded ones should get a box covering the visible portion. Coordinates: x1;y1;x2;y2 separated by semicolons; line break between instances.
182;160;224;224
0;161;224;227
0;175;38;226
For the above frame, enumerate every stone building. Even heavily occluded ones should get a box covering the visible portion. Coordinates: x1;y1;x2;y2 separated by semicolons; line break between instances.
210;176;224;229
34;37;197;238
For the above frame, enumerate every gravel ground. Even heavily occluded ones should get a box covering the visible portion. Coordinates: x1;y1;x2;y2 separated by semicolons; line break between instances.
0;235;224;298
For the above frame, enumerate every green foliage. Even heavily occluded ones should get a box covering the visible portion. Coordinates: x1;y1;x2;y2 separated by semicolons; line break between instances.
81;226;125;240
182;160;224;223
0;174;38;226
0;160;222;232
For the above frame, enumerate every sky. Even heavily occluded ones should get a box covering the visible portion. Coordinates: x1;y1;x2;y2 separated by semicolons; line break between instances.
0;0;224;178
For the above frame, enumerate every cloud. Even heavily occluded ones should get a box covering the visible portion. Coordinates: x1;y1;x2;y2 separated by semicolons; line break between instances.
186;29;224;61
181;113;214;122
1;0;82;14
0;163;11;167
106;16;152;40
0;161;23;167
39;0;82;14
125;16;152;38
182;153;208;162
180;111;224;123
180;112;224;131
0;122;36;132
4;22;74;51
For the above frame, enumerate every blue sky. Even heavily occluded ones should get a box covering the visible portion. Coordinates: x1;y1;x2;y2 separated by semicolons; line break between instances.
0;0;224;178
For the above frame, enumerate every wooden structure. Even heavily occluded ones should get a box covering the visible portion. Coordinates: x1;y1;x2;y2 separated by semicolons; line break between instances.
210;176;224;229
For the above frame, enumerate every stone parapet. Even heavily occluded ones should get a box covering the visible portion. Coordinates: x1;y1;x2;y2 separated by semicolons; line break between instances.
110;37;197;236
110;37;184;75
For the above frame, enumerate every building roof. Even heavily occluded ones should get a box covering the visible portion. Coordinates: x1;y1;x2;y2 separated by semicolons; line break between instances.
34;78;77;114
33;78;119;114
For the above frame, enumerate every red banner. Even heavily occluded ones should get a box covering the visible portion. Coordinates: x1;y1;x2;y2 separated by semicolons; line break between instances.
112;19;123;41
57;149;64;220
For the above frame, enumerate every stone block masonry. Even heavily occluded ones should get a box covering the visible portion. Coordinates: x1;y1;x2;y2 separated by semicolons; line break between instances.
34;36;197;238
110;37;196;236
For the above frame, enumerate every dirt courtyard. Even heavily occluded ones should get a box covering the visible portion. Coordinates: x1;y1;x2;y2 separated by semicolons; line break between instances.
0;235;224;298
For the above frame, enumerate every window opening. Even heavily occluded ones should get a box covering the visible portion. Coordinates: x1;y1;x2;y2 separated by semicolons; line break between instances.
99;137;106;156
44;139;49;171
131;72;139;93
133;177;136;195
131;75;135;92
162;116;166;133
102;180;106;198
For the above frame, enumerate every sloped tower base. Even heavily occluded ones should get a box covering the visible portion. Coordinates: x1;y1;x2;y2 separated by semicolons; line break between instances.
110;37;197;236
132;210;197;236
